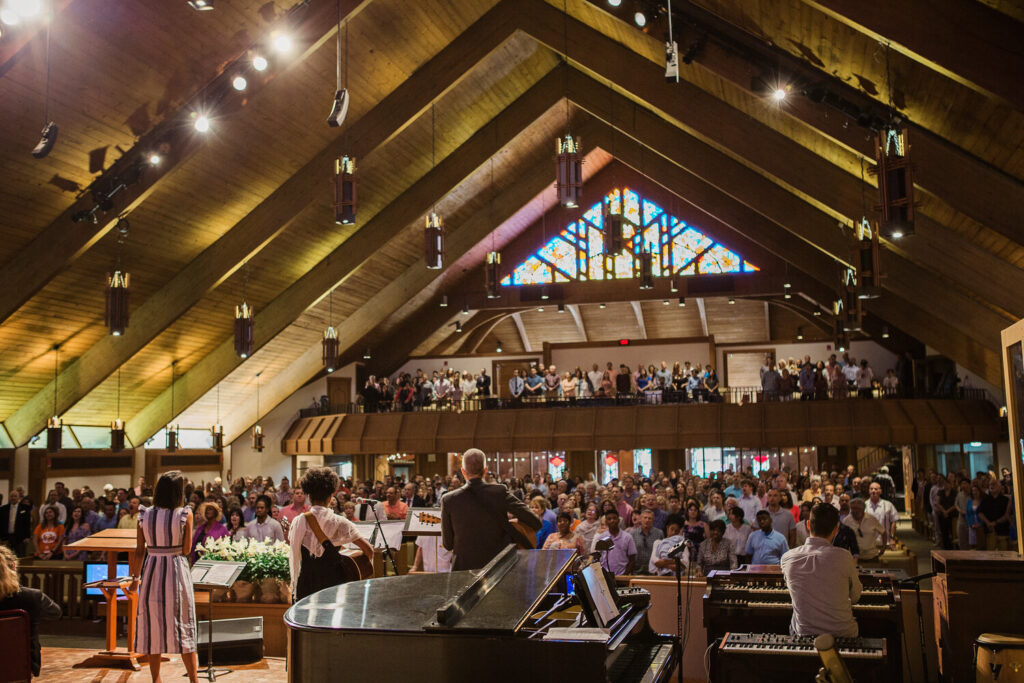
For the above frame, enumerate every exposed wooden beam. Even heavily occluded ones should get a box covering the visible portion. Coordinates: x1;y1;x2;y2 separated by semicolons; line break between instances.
695;298;709;337
802;0;1024;112
465;313;515;354
1;3;524;446
630;301;647;339
638;0;1024;244
567;304;588;342
142;101;575;444
512;312;533;352
0;0;359;328
524;4;1024;315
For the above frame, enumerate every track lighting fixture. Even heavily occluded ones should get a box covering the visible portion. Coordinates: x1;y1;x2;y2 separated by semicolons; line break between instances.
193;114;210;132
455;321;463;333
558;303;566;313
678;297;685;307
232;75;247;91
188;0;214;9
540;288;550;301
461;303;470;315
252;55;268;71
363;347;372;360
772;87;788;102
633;10;647;27
882;326;891;339
439;295;448;308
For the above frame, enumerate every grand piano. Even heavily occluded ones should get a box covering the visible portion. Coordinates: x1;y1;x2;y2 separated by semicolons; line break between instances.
285;546;677;682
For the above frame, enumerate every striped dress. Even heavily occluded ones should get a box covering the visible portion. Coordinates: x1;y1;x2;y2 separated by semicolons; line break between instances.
135;506;197;654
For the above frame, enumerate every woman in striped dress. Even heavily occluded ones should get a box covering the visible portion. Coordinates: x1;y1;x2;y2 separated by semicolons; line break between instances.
134;470;198;682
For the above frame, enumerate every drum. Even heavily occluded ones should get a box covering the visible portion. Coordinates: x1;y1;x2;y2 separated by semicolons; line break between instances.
976;634;1024;682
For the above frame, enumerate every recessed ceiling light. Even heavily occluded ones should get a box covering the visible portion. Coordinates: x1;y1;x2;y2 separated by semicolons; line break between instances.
232;75;247;91
272;33;292;53
252;55;268;71
193;114;210;132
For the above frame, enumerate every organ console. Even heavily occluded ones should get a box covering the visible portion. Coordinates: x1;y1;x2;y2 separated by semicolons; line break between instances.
704;565;905;681
285;546;677;682
716;633;888;681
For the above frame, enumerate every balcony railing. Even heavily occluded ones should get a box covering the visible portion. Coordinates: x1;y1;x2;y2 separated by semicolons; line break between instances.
299;385;992;418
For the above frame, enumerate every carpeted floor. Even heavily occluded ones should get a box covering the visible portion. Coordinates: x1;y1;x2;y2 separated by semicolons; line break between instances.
36;648;287;682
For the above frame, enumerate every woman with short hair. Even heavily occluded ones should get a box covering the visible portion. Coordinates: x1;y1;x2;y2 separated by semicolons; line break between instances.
0;545;62;676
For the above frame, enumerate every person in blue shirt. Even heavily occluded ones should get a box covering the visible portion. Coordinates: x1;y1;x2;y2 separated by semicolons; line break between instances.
530;498;555;547
744;510;789;565
508;369;525;406
523;366;545;401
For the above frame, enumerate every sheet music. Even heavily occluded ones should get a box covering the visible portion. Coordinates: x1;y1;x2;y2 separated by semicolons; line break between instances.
190;565;210;584
203;563;240;586
544;627;610;642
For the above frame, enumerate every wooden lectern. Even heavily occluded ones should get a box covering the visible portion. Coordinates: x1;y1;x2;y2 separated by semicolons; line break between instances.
66;528;143;670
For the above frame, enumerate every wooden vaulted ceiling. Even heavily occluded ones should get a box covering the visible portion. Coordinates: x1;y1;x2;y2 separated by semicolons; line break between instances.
0;0;1021;446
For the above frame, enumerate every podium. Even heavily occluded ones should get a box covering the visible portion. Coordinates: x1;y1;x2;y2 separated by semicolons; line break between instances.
65;528;143;670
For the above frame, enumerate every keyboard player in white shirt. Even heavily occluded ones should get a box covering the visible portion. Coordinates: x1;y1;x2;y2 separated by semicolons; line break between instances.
780;503;861;638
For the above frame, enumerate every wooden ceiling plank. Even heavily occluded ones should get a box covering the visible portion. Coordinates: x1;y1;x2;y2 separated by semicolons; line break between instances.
130;89;570;445
1;3;523;447
0;0;76;80
802;0;1024;112
216;132;581;441
630;301;647;339
512;312;533;352
524;3;1024;314
0;0;361;328
567;303;588;341
650;0;1024;244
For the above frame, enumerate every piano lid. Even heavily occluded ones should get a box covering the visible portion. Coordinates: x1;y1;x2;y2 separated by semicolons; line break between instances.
285;549;576;635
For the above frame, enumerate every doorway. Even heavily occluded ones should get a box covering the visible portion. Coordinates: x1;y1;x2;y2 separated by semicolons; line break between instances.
327;377;352;411
723;349;774;388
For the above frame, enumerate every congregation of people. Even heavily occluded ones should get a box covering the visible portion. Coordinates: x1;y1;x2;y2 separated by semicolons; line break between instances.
347;350;923;415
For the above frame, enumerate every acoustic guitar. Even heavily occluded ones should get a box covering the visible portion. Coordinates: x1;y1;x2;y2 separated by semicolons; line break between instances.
339;547;374;582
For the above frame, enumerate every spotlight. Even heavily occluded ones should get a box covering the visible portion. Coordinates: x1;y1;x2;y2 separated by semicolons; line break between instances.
232;75;247;91
670;279;678;293
633;10;646;27
882;326;891;339
728;298;736;305
784;291;792;300
813;310;822;316
890;230;904;239
272;33;292;53
0;8;20;24
327;88;349;127
662;300;669;306
363;347;371;360
439;295;448;308
537;306;544;312
772;87;788;102
12;0;41;18
540;287;550;300
557;303;565;313
496;340;503;353
455;321;462;333
599;303;606;309
252;55;268;71
678;297;686;307
31;121;58;159
783;281;791;289
607;0;621;5
148;153;162;165
796;327;803;341
193;114;210;132
461;303;470;315
188;0;214;9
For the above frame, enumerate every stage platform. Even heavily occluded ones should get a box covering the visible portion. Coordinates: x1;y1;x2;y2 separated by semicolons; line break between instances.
34;648;286;682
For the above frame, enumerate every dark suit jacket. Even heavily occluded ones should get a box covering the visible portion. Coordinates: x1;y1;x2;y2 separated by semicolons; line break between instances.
403;496;427;508
0;587;62;675
441;478;540;571
0;503;32;548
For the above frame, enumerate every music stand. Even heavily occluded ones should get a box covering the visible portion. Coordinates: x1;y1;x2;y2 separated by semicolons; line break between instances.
403;508;442;571
188;560;247;681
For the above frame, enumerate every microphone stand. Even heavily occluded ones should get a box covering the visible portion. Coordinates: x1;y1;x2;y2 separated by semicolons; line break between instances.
674;555;683;683
366;501;399;575
899;571;937;682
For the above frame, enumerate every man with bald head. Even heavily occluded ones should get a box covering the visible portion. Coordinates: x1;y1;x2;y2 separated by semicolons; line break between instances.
441;448;541;570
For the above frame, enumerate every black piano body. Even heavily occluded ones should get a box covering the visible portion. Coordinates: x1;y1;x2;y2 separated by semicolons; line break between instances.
285;547;676;682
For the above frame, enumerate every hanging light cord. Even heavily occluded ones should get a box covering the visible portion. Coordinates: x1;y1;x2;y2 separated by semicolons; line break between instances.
562;0;570;131
44;23;51;126
52;345;59;417
116;367;121;419
216;383;221;424
335;0;342;91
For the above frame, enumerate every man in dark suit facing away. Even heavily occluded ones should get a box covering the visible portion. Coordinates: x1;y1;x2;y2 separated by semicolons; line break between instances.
441;449;541;571
0;490;32;554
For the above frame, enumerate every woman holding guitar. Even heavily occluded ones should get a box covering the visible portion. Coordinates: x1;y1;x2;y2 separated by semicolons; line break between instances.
288;467;375;601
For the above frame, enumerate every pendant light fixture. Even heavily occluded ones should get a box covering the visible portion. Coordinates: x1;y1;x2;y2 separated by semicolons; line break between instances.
46;344;62;453
210;383;224;452
334;155;356;225
105;218;131;336
31;22;58;159
252;372;264;452
110;367;126;453
603;113;623;256
424;103;444;269
857;158;882;299
555;0;582;208
639;247;654;289
235;263;254;358
872;44;914;240
166;360;179;452
484;159;501;298
322;288;340;372
326;3;349;127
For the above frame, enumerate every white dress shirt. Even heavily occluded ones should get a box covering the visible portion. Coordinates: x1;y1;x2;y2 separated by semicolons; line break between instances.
866;497;898;534
245;516;285;542
724;522;752;557
781;537;861;638
842;513;885;560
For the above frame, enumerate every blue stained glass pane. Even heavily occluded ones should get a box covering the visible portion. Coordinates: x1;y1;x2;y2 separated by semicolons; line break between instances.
512;256;552;284
642;199;662;226
500;274;511;285
699;244;743;274
623;189;641;226
583;204;603;227
539;237;577;278
588;227;604;258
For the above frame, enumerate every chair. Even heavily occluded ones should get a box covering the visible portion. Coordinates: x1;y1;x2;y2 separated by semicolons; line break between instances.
0;608;32;682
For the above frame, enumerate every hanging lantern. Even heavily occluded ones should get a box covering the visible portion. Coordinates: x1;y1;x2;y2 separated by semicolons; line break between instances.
602;195;624;255
556;134;582;208
872;124;914;240
424;211;444;269
46;415;62;453
252;424;264;452
639;249;654;290
235;301;254;359
334;155;356;225
322;325;340;373
856;218;882;299
604;452;618;467
549;454;564;468
210;424;224;452
842;269;862;332
485;251;501;299
105;271;130;336
110;418;126;453
166;423;179;452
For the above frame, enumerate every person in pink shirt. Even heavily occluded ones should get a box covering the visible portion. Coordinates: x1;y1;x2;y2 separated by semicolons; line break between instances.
277;487;310;526
382;487;408;520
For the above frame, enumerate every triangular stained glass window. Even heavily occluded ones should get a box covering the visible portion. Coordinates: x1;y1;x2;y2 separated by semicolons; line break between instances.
500;187;758;286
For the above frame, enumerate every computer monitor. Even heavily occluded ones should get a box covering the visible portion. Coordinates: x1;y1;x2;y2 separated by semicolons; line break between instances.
576;561;622;628
84;561;130;598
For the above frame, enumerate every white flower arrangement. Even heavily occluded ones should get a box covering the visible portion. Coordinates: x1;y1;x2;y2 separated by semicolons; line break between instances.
196;537;290;582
